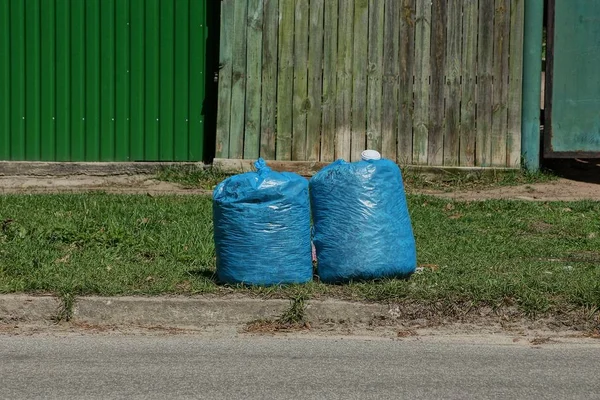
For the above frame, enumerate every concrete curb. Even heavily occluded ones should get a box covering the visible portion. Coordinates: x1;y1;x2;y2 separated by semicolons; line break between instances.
304;299;389;323
0;295;393;327
73;297;292;326
0;295;61;322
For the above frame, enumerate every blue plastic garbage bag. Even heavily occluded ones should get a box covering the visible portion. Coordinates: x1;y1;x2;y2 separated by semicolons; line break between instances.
309;158;417;283
213;159;313;286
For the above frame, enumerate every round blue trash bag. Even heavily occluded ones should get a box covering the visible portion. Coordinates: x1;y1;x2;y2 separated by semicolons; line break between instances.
213;159;312;286
309;158;417;283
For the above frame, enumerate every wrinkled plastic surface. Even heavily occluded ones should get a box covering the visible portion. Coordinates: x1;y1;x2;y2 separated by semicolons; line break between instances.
213;159;312;286
310;159;417;283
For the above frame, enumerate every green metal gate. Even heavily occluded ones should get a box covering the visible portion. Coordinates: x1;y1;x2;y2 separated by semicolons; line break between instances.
545;0;600;158
0;0;208;162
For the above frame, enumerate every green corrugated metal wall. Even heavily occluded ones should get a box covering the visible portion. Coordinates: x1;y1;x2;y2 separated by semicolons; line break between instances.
0;0;208;162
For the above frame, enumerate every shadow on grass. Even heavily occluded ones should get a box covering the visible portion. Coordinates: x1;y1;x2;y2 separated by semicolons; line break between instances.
187;268;218;283
544;158;600;184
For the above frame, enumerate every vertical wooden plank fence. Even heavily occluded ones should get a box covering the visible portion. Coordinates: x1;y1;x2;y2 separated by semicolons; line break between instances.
320;0;337;162
216;0;526;168
398;0;416;165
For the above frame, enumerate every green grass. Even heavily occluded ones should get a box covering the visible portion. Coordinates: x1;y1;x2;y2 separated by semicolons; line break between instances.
1;193;599;317
155;164;557;193
0;194;216;296
155;165;230;190
402;168;558;192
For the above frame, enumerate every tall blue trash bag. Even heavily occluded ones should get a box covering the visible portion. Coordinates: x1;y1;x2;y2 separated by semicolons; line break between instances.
309;158;417;283
213;158;313;286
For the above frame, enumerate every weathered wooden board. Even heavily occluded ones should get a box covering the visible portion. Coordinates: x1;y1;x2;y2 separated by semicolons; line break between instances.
335;0;354;161
491;0;510;166
351;0;369;161
412;0;431;165
444;0;461;166
366;0;385;153
229;0;248;159
477;0;495;166
382;0;400;161
292;0;309;161
428;0;446;166
244;0;263;159
398;0;416;165
307;0;324;161
276;0;294;160
321;0;338;162
507;0;524;167
260;0;278;160
460;0;478;166
216;0;234;158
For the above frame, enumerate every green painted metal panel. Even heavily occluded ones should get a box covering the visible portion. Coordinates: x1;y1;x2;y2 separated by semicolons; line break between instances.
0;0;9;161
10;0;25;160
115;0;131;161
145;0;160;161
70;0;86;161
130;0;145;161
548;0;600;155
160;0;175;161
521;0;543;170
40;0;56;161
100;0;116;161
0;0;209;162
189;0;206;161
25;0;41;161
55;0;71;161
174;0;190;161
85;0;100;161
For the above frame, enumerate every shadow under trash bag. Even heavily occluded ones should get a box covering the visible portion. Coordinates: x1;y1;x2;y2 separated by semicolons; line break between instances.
213;158;313;286
309;151;417;283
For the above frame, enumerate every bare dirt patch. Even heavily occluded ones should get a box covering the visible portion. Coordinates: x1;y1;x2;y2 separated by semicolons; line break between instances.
529;221;554;233
530;337;558;346
244;320;312;334
0;175;211;196
3;174;597;201
417;178;600;201
396;329;418;338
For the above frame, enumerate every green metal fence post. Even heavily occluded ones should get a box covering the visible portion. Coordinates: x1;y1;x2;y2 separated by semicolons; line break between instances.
521;0;544;171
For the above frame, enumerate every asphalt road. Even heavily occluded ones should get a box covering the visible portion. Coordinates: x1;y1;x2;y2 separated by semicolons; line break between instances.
1;335;599;399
